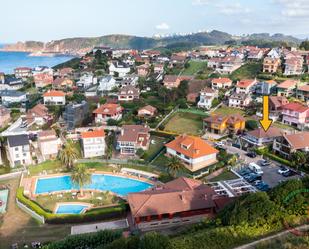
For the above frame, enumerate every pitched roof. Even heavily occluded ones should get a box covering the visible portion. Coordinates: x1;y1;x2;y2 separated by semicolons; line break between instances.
269;96;289;108
282;102;309;113
284;132;309;150
298;84;309;92
138;105;157;113
236;79;256;88
247;127;282;139
211;77;232;84
277;80;298;89
81;129;105;139
204;114;245;125
7;135;29;147
118;125;150;143
93;103;123;115
43;90;65;97
165;135;218;159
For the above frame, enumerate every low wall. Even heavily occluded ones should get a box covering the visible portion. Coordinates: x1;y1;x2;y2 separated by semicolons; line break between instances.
16;198;45;224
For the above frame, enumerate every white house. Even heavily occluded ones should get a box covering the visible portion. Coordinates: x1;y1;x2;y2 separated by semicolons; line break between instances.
43;90;66;105
109;61;131;77
81;130;106;158
228;93;251;108
0;90;27;105
38;130;61;161
76;73;97;89
6;135;32;168
98;75;117;92
197;88;217;110
236;79;257;94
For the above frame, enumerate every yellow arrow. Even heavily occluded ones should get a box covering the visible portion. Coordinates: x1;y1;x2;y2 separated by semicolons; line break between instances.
259;95;272;132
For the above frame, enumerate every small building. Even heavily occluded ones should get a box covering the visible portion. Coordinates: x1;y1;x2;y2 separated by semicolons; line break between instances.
81;129;106;158
137;64;150;77
34;73;54;88
6;135;32;168
38;130;60;161
281;102;309;129
273;132;309;158
284;56;304;75
211;78;232;90
269;96;289;112
117;125;150;155
43;90;66;105
98;75;117;92
118;85;140;101
0;90;27;106
163;75;181;89
154;64;164;74
263;57;281;73
165;135;218;172
14;67;32;79
128;177;233;231
255;80;277;95
93;103;123;124
58;67;74;77
241;127;282;148
109;61;131;77
52;77;74;89
228;93;251;108
277;80;299;97
197;87;217;110
63;101;89;130
296;84;309;103
235;79;257;94
26;104;52;126
138;105;157;117
0;105;10;127
0;77;24;90
76;73;97;89
203;114;245;135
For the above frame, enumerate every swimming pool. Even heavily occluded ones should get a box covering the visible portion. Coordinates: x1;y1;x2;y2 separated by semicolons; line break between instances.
55;203;90;214
35;174;153;196
0;189;9;213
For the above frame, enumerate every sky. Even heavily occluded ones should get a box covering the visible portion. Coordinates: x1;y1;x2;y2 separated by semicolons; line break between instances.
1;0;309;43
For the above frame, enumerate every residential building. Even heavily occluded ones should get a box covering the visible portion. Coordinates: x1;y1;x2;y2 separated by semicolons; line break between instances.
241;127;282;148
128;177;233;231
34;73;54;88
236;79;257;94
6;135;32;168
247;50;263;61
137;105;157;117
0;105;10;127
154;64;164;74
0;90;27;106
284;56;304;75
211;78;232;90
43;90;66;105
117;125;150;155
37;130;60;161
0;77;24;90
14;67;32;79
98;75;117;92
81;130;106;158
170;54;187;65
203;114;245;135
63;101;89;130
281;102;309;129
137;64;150;77
117;74;139;88
93;103;123;124
163;75;181;89
26;104;52;126
273;132;309;158
165;135;218;172
52;77;74;89
118;85;140;101
269;96;289;112
296;84;309;103
76;73;97;89
208;56;242;74
277;80;299;97
228;93;251;108
109;61;131;77
58;67;74;77
255;80;277;95
263;57;281;73
197;87;217;110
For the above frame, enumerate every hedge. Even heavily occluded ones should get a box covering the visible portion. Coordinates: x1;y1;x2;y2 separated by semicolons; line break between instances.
255;148;292;166
17;187;127;224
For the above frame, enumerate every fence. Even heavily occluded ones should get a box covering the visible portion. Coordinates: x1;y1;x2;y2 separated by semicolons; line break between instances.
16;198;45;224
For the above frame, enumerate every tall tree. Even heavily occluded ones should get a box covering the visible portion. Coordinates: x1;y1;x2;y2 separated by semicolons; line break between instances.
167;156;184;177
71;164;91;197
59;140;79;170
291;151;307;170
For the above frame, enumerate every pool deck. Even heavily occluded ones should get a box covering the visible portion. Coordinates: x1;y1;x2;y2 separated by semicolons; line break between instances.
21;171;157;198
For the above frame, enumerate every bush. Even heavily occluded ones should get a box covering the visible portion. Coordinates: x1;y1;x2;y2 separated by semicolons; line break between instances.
16;188;127;224
245;120;259;130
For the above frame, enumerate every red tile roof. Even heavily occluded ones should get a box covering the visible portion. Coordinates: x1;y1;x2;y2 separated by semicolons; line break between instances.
43;90;65;97
236;79;256;88
93;103;123;115
282;102;309;113
277;80;298;89
81;129;105;139
165;135;218;159
211;77;232;84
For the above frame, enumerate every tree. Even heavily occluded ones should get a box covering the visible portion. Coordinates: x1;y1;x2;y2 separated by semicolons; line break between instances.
177;80;189;99
167;156;184;177
291;151;307;170
59;140;79;170
245;120;259;130
300;40;309;50
227;154;238;167
139;232;170;249
158;86;168;105
71;164;91;197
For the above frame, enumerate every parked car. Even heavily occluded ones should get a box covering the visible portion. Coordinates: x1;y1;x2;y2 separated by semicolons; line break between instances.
248;162;263;175
282;170;297;177
255;181;270;191
278;166;289;175
244;173;262;183
246;151;257;158
259;159;271;167
239;168;252;176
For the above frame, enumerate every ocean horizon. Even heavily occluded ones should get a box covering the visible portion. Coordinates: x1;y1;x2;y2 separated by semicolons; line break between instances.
0;50;74;74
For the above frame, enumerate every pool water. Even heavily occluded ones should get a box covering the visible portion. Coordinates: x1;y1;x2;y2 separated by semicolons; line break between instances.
55;203;89;214
0;189;9;213
35;174;153;196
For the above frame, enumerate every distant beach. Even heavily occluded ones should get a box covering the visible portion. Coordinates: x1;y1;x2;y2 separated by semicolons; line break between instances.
0;50;74;74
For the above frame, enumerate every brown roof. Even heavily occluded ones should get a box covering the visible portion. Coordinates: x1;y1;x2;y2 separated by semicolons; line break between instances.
128;177;218;217
269;96;289;109
298;84;309;92
93;103;123;115
211;78;232;84
204;114;245;125
27;104;49;117
138;105;157;113
165;135;218;159
118;85;140;96
247;127;282;139
118;125;149;143
236;79;256;88
284;132;309;150
43;90;65;97
277;80;298;89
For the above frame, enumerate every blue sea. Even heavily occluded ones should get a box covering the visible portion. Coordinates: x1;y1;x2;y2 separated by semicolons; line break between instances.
0;49;74;74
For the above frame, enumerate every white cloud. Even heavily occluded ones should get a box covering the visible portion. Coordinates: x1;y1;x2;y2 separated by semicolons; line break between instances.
217;2;251;15
275;0;309;18
192;0;211;5
155;22;170;30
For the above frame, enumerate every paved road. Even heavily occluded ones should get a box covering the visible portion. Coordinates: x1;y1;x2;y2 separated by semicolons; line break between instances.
71;219;128;235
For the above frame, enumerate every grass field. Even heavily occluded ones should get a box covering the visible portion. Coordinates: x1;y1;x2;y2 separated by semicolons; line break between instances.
182;60;208;75
212;106;245;116
208;170;238;182
29;160;63;176
164;112;205;135
144;136;169;161
230;62;262;81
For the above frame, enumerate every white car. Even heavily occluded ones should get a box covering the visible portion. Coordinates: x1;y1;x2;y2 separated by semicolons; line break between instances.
278;166;289;175
214;141;225;148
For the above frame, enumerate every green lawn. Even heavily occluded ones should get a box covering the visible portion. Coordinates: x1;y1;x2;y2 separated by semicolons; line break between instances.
182;61;208;75
273;121;298;131
212;106;245;116
29;160;63;176
163;112;205;135
230;62;263;81
144;136;169;161
208;170;238;182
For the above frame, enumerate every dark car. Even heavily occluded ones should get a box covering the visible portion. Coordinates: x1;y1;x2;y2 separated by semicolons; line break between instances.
282;170;297;177
239;168;252;176
246;152;257;158
255;181;270;191
244;173;262;183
